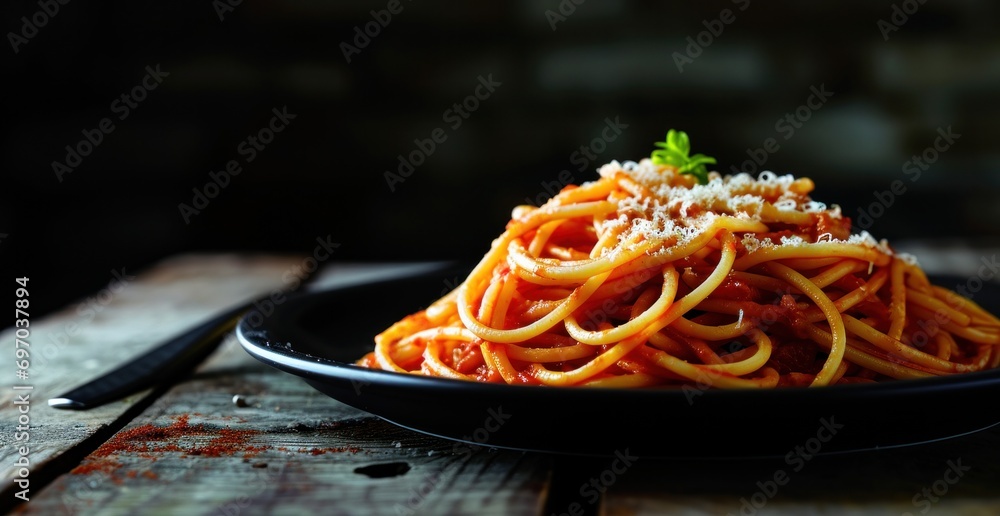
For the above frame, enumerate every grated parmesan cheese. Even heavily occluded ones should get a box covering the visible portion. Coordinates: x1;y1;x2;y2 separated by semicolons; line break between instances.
588;158;901;259
896;252;919;266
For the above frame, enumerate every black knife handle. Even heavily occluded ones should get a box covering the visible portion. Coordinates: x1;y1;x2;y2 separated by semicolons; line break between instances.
47;302;248;410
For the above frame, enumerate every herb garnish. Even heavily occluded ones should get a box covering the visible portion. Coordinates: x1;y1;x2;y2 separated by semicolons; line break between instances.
651;129;716;185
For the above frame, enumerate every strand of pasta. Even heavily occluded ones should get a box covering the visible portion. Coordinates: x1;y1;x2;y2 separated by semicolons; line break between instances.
527;230;738;386
762;262;846;387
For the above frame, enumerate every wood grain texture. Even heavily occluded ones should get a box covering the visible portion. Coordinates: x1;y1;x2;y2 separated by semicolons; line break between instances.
5;257;550;514
24;336;550;515
602;425;1000;515
0;254;305;502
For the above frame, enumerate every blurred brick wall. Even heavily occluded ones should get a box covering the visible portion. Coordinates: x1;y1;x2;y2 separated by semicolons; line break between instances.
3;0;999;316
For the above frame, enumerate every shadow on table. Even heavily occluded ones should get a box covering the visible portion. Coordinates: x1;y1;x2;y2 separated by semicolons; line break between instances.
546;424;1000;514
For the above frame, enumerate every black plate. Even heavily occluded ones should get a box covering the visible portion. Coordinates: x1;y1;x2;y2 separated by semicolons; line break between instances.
236;264;1000;458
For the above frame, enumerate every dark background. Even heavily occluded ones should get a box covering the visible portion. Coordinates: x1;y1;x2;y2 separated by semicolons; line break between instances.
4;1;1000;318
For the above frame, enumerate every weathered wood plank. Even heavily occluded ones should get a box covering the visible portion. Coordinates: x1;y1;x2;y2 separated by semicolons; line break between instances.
0;254;306;502
602;423;1000;515
5;257;550;514
24;335;551;515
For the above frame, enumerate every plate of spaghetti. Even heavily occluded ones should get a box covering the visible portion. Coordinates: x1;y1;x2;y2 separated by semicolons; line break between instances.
238;131;1000;458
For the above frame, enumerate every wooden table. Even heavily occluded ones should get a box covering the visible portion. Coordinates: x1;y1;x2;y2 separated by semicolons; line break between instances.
3;250;1000;515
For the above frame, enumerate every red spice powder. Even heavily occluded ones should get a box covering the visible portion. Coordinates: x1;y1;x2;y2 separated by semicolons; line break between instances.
72;414;270;481
198;428;264;458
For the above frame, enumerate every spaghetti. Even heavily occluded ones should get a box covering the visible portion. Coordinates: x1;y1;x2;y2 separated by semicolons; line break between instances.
358;157;1000;388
